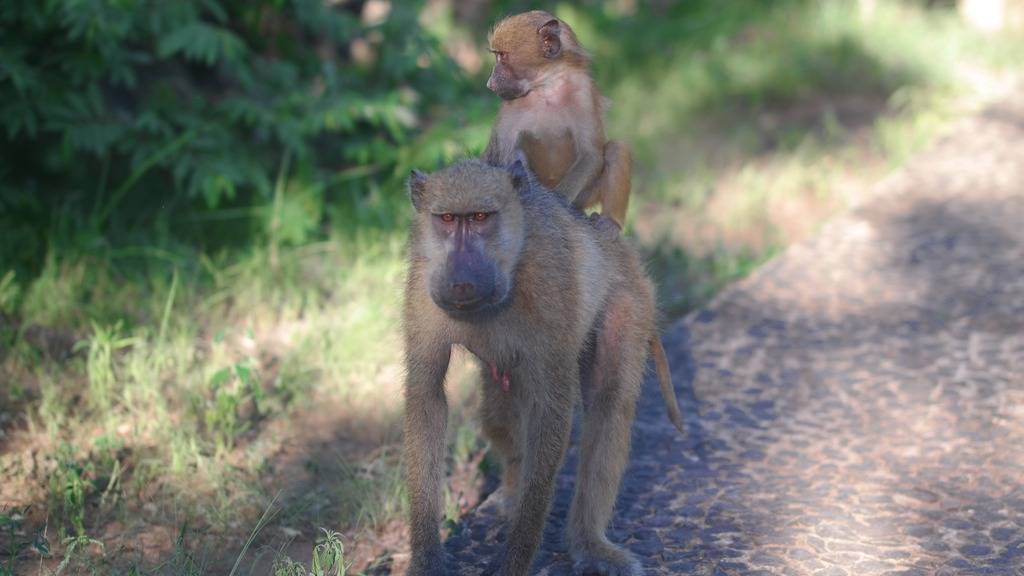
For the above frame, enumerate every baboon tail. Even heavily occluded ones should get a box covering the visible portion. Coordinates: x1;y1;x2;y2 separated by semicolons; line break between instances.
651;336;685;434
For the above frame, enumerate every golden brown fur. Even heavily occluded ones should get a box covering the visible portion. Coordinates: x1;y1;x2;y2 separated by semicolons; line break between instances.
483;11;634;227
402;157;681;576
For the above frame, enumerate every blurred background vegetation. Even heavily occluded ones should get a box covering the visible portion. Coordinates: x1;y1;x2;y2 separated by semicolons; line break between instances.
1;0;1022;573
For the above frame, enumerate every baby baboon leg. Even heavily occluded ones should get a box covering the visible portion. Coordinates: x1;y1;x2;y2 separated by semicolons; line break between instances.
597;140;632;227
569;299;646;576
577;140;632;227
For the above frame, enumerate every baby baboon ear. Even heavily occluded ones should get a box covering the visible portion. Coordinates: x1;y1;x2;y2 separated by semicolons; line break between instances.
507;150;531;191
408;169;427;211
538;19;561;59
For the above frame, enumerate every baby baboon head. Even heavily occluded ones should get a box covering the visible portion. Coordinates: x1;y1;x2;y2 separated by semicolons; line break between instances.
486;11;589;100
408;157;531;318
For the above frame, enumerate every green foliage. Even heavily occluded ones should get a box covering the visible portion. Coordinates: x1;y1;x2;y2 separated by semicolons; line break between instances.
45;440;126;544
0;513;24;576
79;321;136;415
199;361;263;451
335;449;406;530
0;0;469;279
164;525;207;576
0;270;19;315
647;244;770;317
272;529;347;576
48;444;93;538
55;534;105;575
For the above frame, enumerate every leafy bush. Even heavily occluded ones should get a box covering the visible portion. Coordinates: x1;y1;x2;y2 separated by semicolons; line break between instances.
0;0;470;277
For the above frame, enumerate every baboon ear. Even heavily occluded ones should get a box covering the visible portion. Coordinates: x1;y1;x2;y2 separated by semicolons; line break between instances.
538;19;561;59
507;150;531;191
408;169;427;211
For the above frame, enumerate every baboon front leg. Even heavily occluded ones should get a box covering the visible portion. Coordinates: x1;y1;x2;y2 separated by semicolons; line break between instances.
494;364;574;576
569;299;647;576
404;344;452;576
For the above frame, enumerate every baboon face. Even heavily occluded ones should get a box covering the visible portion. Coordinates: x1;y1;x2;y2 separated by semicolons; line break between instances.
408;159;529;318
487;11;565;101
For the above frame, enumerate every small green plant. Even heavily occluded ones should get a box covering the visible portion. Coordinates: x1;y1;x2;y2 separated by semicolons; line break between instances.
48;444;93;538
77;321;136;416
54;534;104;576
0;513;21;576
272;529;347;576
202;361;263;451
160;523;206;576
92;435;125;510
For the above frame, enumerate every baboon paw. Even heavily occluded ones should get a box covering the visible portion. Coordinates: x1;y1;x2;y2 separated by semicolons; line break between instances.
571;549;642;576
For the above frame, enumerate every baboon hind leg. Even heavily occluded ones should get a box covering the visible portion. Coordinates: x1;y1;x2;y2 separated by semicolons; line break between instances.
569;297;647;576
480;365;523;515
576;140;632;228
496;362;575;575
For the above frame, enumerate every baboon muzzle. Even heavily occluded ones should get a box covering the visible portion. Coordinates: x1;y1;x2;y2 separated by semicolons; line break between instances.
437;250;497;315
487;70;529;101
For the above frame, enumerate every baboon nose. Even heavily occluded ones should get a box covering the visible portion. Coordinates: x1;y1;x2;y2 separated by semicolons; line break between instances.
452;282;477;302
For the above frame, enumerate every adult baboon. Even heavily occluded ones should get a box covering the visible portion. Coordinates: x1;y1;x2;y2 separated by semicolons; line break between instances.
402;155;682;576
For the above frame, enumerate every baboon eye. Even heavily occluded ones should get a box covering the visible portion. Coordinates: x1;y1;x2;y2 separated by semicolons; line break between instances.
440;213;455;223
473;212;490;222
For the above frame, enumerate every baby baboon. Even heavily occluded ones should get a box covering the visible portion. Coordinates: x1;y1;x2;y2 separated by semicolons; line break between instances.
483;10;633;228
402;155;682;576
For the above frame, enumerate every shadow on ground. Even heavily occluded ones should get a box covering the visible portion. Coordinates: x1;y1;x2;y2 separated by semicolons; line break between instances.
441;91;1024;575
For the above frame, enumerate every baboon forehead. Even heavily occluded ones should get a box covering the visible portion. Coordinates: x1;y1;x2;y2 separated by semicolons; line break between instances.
423;161;514;214
489;10;556;52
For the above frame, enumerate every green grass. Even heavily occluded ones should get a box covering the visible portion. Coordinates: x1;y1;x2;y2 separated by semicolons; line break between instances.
1;1;1023;573
577;0;1024;312
271;529;347;576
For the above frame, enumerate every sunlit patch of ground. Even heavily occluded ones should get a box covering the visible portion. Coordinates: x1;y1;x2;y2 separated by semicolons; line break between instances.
2;1;1023;574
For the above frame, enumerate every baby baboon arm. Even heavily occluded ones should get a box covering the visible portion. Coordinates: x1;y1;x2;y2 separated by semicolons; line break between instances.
483;127;502;167
403;343;452;576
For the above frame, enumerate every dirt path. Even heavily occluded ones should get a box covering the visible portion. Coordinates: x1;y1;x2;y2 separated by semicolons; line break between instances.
444;91;1024;575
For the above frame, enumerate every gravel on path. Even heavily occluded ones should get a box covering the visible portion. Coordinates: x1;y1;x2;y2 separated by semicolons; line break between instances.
447;91;1024;575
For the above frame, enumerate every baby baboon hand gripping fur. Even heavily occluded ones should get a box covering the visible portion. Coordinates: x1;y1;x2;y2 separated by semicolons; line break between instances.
483;10;633;228
402;156;683;576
